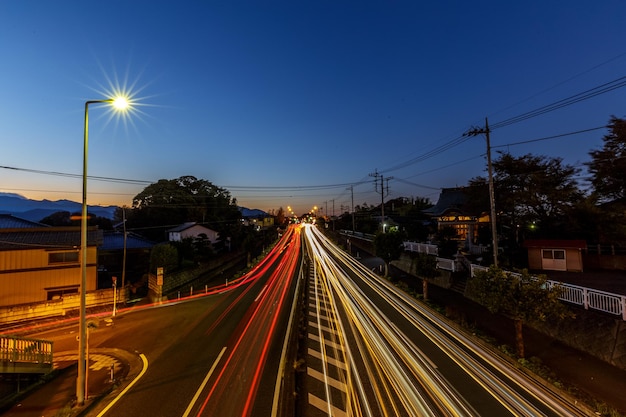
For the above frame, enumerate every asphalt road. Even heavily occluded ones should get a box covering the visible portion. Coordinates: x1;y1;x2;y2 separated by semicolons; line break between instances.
301;224;596;417
21;227;302;417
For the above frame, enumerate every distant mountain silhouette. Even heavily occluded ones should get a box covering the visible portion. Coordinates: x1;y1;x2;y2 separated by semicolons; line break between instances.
0;193;269;223
0;193;117;222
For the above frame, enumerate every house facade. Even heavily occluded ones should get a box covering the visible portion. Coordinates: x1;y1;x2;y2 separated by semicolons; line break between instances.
168;222;219;243
423;187;490;246
524;239;587;272
0;215;101;306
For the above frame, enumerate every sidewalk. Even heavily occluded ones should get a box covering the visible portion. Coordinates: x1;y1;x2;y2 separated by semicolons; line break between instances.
1;348;142;417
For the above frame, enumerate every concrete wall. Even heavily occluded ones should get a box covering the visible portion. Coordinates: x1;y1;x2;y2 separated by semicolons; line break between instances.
533;307;626;371
391;254;452;289
392;251;626;371
0;287;124;326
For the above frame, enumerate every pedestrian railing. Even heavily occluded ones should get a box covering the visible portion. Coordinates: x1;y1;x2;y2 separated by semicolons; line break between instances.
403;241;439;255
0;336;53;374
470;264;626;321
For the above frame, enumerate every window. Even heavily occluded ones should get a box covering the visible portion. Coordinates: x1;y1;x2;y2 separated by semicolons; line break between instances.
47;286;79;300
542;249;566;260
48;251;79;264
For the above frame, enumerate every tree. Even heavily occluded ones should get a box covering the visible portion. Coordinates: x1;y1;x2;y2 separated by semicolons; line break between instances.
435;226;459;258
413;252;439;301
127;176;241;242
40;211;113;230
494;153;582;239
373;230;406;276
466;267;573;358
587;116;626;203
149;243;178;274
40;211;72;226
275;207;286;226
585;117;626;244
469;153;583;255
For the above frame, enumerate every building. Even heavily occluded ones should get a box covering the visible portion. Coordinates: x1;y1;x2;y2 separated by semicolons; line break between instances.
523;239;587;272
0;215;101;306
168;222;219;244
423;187;490;246
97;231;155;291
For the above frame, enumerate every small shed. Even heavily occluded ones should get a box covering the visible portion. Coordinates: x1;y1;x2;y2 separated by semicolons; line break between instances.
523;239;587;272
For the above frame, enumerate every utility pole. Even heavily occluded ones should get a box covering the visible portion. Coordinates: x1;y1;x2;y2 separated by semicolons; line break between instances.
347;185;355;232
465;118;498;267
369;170;393;233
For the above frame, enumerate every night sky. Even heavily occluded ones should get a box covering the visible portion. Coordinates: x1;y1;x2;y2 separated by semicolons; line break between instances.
2;1;625;215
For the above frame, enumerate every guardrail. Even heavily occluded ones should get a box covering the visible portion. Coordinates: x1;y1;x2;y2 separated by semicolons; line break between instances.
340;229;376;241
471;264;626;320
0;336;53;374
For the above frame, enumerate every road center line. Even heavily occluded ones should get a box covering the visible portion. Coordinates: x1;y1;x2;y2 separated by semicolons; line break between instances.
181;346;227;417
255;285;268;302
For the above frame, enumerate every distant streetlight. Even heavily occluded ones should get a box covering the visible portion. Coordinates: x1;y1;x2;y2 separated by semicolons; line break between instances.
77;96;130;406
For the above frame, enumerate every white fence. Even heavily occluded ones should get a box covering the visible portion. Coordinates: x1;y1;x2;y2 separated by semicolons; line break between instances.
470;264;626;320
436;257;456;272
344;232;626;321
403;241;439;255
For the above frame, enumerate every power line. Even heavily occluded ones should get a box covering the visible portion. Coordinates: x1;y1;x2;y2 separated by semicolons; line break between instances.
490;76;626;130
491;125;608;149
381;75;625;177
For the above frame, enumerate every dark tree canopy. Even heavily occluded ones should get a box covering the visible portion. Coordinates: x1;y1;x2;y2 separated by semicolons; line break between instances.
475;152;583;242
40;210;112;230
374;229;406;271
586;116;626;203
467;267;573;358
493;152;582;223
127;176;241;241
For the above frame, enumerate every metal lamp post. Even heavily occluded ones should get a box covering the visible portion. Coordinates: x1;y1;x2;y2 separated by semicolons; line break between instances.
77;97;129;406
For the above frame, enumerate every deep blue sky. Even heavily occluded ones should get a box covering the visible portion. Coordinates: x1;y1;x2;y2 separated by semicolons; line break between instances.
1;1;625;215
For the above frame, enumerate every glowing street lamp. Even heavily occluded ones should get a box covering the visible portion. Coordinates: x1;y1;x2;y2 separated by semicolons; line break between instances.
77;95;130;406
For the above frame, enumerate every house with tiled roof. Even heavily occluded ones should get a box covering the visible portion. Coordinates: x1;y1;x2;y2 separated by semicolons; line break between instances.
0;216;102;306
0;214;47;229
423;187;490;247
97;231;156;290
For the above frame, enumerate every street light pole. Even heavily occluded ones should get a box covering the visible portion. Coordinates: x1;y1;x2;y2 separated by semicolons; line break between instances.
77;98;129;406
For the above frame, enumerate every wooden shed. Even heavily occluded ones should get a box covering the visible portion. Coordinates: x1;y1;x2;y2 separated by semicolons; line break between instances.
523;239;587;272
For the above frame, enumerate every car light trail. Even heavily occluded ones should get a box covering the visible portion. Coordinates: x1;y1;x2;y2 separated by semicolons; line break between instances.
304;224;470;416
191;226;301;417
302;224;593;417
